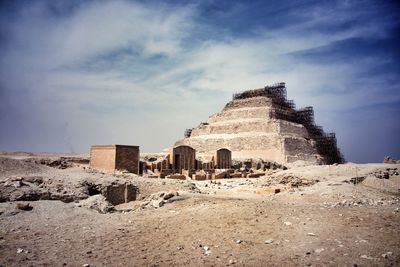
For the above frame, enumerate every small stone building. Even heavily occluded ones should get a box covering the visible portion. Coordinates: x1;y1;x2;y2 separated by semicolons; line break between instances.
172;145;196;173
216;148;232;169
90;144;139;174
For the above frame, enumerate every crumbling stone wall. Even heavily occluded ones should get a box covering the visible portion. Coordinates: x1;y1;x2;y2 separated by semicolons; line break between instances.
103;183;137;205
115;145;139;174
223;96;273;110
208;107;270;123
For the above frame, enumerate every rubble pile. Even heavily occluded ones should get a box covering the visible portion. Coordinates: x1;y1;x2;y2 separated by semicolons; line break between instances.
383;156;400;164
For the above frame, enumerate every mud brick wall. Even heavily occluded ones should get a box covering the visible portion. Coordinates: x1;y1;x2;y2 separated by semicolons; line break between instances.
90;145;117;173
115;145;139;174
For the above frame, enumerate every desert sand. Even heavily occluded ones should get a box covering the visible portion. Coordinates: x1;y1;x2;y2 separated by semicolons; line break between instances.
0;152;399;266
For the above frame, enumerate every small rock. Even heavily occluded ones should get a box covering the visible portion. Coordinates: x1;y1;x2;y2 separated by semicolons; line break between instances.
382;252;393;258
264;239;274;244
163;192;175;200
152;199;164;208
203;246;210;251
236;240;242;244
307;233;317;236
83;264;90;267
17;248;24;253
229;259;236;265
16;203;33;211
360;255;374;260
284;221;292;226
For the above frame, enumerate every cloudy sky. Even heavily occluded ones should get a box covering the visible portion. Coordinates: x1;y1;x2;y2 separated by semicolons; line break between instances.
0;0;399;162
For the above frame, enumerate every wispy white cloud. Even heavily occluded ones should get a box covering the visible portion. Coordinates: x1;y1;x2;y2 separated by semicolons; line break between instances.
0;0;399;161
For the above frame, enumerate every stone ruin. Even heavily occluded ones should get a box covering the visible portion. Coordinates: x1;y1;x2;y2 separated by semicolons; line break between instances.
175;82;344;166
140;146;235;179
90;145;140;174
89;83;344;180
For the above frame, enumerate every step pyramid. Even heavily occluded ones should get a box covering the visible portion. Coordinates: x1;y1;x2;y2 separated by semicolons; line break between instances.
174;83;344;166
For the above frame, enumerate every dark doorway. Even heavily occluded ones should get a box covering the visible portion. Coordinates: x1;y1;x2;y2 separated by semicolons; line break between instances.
174;154;180;170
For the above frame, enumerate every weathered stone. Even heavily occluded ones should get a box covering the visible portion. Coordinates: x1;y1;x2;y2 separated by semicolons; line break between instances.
163;192;176;200
78;195;114;214
152;199;164;208
166;174;186;180
90;145;139;174
16;203;33;211
102;183;137;205
175;83;343;166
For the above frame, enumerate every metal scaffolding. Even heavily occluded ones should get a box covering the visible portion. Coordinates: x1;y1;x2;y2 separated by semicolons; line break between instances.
184;128;193;138
233;82;344;164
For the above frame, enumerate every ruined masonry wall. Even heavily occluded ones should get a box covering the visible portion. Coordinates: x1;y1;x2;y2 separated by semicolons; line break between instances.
176;134;283;158
223;96;273;110
208;107;271;123
190;120;278;136
115;146;140;174
278;121;309;137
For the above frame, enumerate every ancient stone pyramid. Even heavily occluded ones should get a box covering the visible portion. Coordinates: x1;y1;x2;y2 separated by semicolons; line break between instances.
175;83;344;166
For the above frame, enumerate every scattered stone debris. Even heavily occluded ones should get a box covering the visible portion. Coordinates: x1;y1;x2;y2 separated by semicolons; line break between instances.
0;174;138;206
349;176;366;184
381;252;393;258
370;168;398;179
141;191;180;209
232;159;287;171
330;197;400;208
259;175;318;189
383;156;400;164
184;182;201;193
277;175;318;187
264;239;274;244
76;195;114;214
28;158;73;169
360;255;375;260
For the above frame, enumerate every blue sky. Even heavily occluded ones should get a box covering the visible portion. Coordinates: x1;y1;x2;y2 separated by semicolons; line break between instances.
0;0;399;162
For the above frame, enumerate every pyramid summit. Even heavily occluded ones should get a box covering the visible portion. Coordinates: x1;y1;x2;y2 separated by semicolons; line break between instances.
175;82;344;166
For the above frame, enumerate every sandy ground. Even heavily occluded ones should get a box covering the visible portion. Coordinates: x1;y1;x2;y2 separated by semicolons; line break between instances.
0;154;399;267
